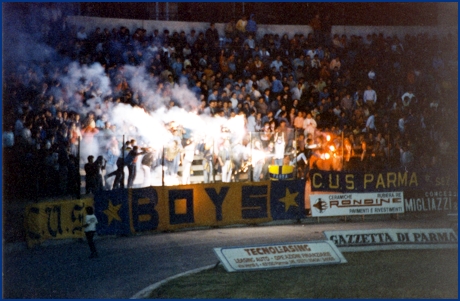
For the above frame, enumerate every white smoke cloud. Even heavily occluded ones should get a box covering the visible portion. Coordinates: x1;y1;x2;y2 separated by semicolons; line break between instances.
4;3;248;187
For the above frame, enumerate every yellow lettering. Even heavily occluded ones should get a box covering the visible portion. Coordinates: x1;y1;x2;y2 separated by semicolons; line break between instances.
138;198;150;205
409;172;418;186
329;174;339;189
345;174;354;190
138;214;151;222
364;174;374;189
137;198;152;225
175;198;187;215
376;173;386;188
387;172;397;188
312;173;322;188
398;172;408;186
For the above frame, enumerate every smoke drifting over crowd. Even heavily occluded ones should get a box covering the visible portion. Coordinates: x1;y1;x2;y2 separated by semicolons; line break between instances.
4;4;246;173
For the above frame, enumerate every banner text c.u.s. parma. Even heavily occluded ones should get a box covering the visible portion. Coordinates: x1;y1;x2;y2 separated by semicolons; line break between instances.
309;170;456;193
25;180;305;246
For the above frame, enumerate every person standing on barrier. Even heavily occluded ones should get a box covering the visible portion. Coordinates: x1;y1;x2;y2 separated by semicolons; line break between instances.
165;139;182;178
84;155;98;194
181;139;196;185
273;132;286;166
251;139;266;182
218;139;233;183
200;140;214;183
95;155;106;192
125;145;147;189
141;146;155;187
106;140;131;189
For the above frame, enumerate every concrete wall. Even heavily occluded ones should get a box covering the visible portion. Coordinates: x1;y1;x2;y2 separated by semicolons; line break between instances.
67;15;457;41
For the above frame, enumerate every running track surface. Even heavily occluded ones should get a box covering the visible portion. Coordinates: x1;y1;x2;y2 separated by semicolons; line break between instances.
3;215;454;299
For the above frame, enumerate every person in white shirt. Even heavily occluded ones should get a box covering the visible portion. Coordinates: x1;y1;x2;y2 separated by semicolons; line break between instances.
246;109;257;133
273;132;286;165
243;34;256;49
303;113;317;138
146;42;159;55
229;93;238;110
258;47;271;64
76;26;88;40
363;112;377;133
291;82;303;101
83;206;98;258
251;139;266;182
363;85;377;107
311;54;321;69
218;139;233;183
306;48;317;59
250;83;262;101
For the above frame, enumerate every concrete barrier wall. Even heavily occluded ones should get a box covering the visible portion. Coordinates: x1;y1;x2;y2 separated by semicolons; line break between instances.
67;15;457;40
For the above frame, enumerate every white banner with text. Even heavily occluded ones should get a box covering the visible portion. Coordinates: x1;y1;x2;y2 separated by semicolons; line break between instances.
324;228;458;252
310;192;405;217
214;241;347;272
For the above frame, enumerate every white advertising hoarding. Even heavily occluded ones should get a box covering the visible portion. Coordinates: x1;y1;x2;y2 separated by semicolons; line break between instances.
324;228;458;252
310;192;405;217
214;241;347;272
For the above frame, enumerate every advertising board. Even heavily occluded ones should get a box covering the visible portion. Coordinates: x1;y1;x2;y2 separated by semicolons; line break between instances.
324;228;458;251
310;192;405;217
214;241;347;272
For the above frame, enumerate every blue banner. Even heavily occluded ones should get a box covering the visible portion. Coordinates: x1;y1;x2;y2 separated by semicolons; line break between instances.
131;188;160;232
94;189;131;235
270;179;306;220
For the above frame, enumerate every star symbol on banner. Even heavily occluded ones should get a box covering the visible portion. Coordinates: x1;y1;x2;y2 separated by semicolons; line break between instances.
103;200;122;226
279;188;299;212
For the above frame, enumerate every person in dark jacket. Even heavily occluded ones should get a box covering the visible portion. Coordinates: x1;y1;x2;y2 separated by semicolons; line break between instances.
84;155;98;194
205;23;219;46
124;145;147;189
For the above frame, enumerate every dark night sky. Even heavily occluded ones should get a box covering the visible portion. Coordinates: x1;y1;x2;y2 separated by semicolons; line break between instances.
75;2;440;26
4;3;441;26
180;2;439;26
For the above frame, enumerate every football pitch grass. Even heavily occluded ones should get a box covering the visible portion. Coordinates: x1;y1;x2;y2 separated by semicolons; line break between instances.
148;249;458;299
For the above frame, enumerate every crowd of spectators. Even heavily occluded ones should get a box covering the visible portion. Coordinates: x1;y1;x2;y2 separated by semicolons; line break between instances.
3;11;457;199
